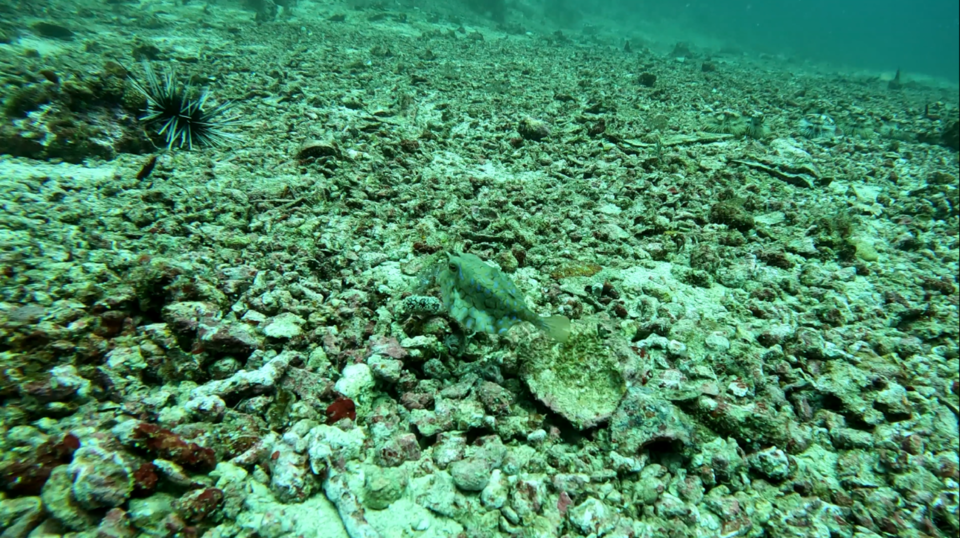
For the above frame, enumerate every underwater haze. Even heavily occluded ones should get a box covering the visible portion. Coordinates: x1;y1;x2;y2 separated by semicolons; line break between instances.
611;0;960;81
0;1;958;537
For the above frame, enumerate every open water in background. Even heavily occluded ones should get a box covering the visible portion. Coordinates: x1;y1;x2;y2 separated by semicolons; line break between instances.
550;0;960;81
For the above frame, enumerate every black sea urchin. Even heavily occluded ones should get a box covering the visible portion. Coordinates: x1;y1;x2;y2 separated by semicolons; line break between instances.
130;62;237;150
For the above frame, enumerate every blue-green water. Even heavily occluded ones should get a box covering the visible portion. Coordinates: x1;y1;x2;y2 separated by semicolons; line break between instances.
544;0;959;81
634;0;959;80
0;2;957;538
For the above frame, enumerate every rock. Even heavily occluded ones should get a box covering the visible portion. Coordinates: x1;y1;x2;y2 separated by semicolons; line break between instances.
68;445;134;510
416;471;464;518
201;320;263;353
189;353;292;402
40;465;97;531
367;336;409;360
114;421;216;471
375;433;421;467
449;457;493;492
334;363;374;399
704;332;731;352
324;469;380;538
266;438;313;503
749;446;792;481
127;494;176;536
552;473;590;496
0;496;43;538
830;427;874;449
812;361;884;425
519;325;627;429
480;469;508;509
103;346;147;375
471;436;506;468
18;517;60;538
160;302;261;354
95;508;136;538
756;323;795;347
184;394;226;422
509;477;547;520
569;497;620;536
366;354;403;384
162;302;220;335
261;312;306;339
362;466;405;509
175;487;224;523
33;364;90;402
495;250;519;273
676;475;705;504
692;438;745;487
152;459;206;489
710;201;754;231
307;346;332;372
306;424;366;473
656;492;691;521
431;432;466;469
896;336;924;358
476;381;514;415
422;358;451;380
609;386;697;454
399;335;443;361
635;464;668;505
874;382;912;417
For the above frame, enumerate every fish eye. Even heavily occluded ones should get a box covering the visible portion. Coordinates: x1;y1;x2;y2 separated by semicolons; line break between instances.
447;263;458;272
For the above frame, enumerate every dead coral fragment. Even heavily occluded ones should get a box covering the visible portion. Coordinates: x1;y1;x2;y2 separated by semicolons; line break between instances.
176;487;224;523
520;324;627;429
129;423;216;471
0;433;80;496
709;201;754;231
550;262;602;280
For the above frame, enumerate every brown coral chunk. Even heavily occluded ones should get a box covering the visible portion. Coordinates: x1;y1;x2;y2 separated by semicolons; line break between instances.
176;487;224;523
0;433;80;496
131;462;159;497
130;423;216;471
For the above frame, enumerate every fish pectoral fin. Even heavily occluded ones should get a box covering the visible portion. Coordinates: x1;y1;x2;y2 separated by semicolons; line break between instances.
539;315;571;343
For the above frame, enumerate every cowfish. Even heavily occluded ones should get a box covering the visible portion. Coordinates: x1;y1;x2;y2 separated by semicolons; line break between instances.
435;252;570;342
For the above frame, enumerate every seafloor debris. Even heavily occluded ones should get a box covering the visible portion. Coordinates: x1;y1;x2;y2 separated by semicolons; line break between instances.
0;3;957;538
519;324;627;429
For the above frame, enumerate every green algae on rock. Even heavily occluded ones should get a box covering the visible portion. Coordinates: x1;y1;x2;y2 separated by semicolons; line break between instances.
519;323;627;429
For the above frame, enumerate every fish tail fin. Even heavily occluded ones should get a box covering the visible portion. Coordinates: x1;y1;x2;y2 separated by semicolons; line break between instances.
538;315;571;343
